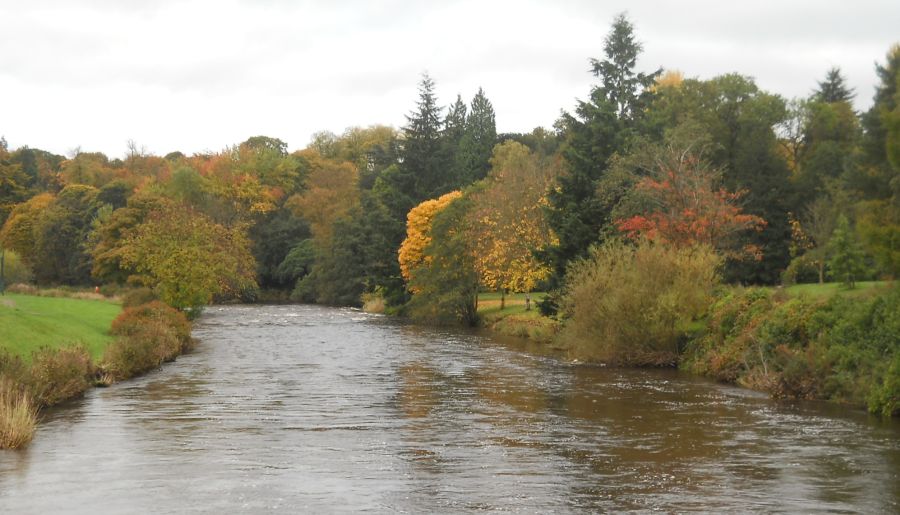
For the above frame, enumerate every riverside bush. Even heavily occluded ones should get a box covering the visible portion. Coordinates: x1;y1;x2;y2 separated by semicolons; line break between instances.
27;346;93;407
0;378;36;450
683;285;899;416
557;240;721;365
104;301;193;381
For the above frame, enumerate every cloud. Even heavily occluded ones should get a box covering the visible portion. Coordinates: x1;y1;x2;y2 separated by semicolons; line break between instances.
1;0;897;156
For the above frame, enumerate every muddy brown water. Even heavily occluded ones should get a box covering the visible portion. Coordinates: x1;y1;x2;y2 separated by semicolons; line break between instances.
1;304;898;513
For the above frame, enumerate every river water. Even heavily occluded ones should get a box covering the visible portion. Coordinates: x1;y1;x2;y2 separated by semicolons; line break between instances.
1;304;898;513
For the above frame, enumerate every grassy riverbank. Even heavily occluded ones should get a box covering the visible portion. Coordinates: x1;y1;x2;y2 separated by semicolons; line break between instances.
0;293;121;361
0;291;193;449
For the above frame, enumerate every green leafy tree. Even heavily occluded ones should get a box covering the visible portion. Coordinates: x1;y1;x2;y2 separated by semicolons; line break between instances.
121;208;257;312
828;215;868;287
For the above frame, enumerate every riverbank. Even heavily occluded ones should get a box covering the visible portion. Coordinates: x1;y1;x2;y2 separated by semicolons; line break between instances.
476;283;899;417
0;290;194;449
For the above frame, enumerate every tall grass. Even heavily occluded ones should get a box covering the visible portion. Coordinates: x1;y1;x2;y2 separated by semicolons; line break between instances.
0;378;37;449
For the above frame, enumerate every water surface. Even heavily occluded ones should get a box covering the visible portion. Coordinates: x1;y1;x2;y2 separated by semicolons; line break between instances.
1;304;898;513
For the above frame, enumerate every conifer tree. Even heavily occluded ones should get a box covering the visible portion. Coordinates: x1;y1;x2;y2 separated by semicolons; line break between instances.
401;73;446;200
542;13;660;287
814;67;855;103
456;88;497;185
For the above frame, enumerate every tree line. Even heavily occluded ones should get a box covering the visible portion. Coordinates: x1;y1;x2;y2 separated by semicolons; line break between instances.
0;14;897;322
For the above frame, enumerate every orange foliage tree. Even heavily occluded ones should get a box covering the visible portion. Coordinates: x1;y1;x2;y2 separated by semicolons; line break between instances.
398;190;462;287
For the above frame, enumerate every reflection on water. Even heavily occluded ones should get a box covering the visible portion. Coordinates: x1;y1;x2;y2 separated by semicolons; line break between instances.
1;304;898;513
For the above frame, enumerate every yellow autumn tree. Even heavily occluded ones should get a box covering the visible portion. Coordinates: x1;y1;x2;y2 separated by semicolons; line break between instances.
468;141;558;308
398;190;462;288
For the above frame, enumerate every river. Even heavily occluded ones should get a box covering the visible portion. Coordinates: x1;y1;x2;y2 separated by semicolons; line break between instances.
1;304;898;513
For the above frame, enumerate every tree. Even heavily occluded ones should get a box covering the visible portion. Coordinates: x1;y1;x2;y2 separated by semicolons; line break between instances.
647;74;795;283
406;195;479;326
468;141;557;308
398;190;462;287
287;150;358;245
614;124;766;258
121;208;257;312
814;67;855;103
0;193;54;271
543;13;661;287
0;149;30;227
31;185;101;285
442;95;468;186
827;215;867;287
401;73;447;200
456;88;497;185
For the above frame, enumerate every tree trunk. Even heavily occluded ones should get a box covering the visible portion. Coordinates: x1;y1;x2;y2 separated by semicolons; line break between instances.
818;261;825;284
500;289;505;310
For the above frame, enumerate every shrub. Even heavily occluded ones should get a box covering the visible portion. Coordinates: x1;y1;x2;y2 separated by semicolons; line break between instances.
0;378;37;450
104;301;193;381
683;284;900;416
557;239;721;365
121;287;158;308
27;346;93;407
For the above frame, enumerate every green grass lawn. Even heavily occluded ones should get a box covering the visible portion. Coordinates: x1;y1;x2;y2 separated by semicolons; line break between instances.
0;293;121;361
783;280;890;299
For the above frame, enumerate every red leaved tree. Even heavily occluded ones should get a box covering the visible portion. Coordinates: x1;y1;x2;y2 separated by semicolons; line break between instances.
615;140;766;260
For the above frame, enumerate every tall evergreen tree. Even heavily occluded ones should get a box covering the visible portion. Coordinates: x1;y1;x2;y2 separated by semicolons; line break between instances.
401;73;446;200
442;94;468;186
814;67;855;103
542;13;660;286
456;87;497;185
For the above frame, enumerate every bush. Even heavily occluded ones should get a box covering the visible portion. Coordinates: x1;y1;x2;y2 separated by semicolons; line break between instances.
683;284;900;416
121;287;158;308
557;240;721;365
0;378;37;450
103;301;193;381
27;346;93;407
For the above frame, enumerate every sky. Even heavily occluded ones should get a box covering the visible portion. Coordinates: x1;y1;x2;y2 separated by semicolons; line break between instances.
1;0;898;158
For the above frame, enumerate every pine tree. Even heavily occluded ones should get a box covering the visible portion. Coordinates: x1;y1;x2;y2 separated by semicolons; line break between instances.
401;73;446;200
442;95;468;187
814;67;855;103
456;88;497;185
542;13;660;286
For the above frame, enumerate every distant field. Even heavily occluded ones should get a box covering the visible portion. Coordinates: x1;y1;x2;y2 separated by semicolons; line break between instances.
0;293;121;361
783;281;890;299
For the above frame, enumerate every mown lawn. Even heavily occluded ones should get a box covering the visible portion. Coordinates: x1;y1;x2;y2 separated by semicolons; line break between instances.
477;291;546;316
783;280;890;299
0;293;121;361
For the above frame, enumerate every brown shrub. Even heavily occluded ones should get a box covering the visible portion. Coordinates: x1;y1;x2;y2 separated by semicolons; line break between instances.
104;301;194;381
0;378;37;450
27;346;93;407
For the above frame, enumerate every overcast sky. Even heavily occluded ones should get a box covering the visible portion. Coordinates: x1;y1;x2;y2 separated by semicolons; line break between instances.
1;0;898;158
